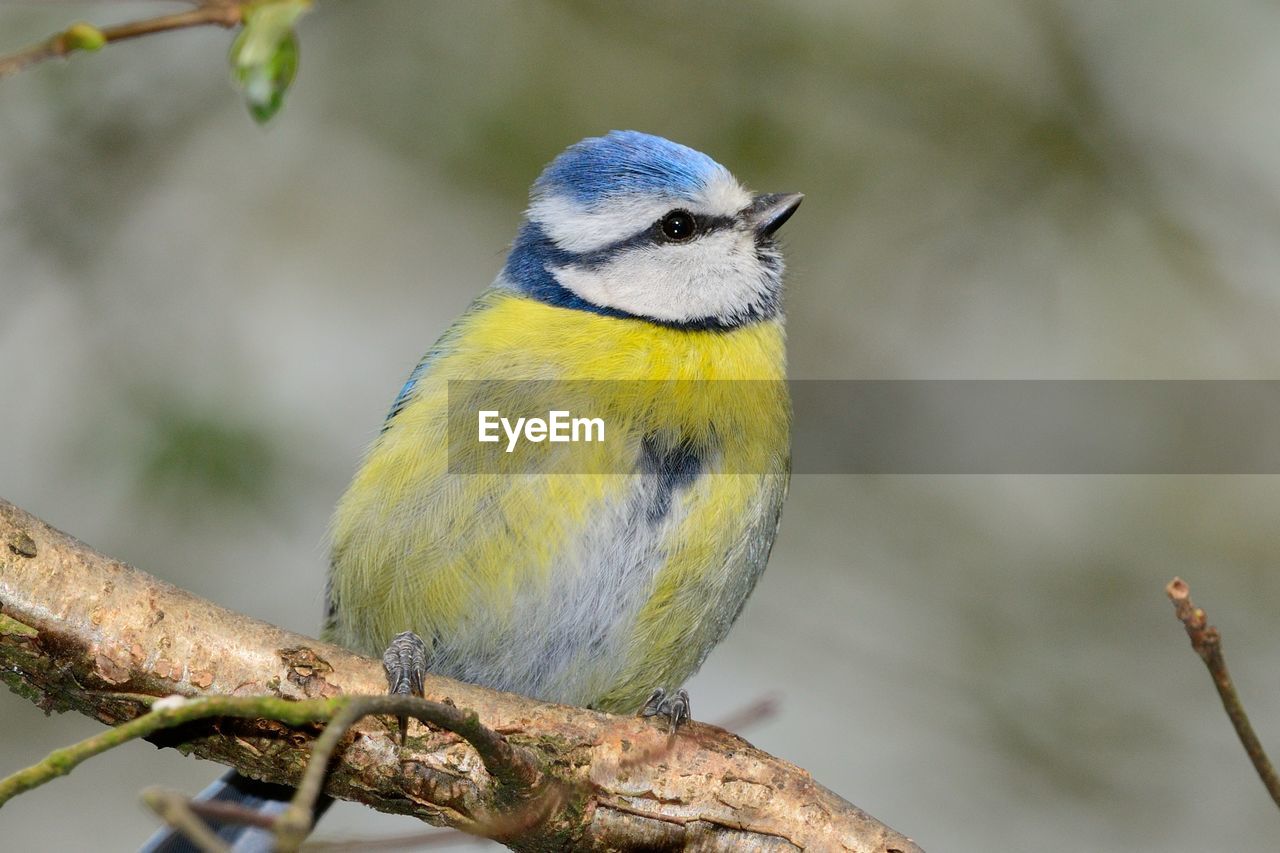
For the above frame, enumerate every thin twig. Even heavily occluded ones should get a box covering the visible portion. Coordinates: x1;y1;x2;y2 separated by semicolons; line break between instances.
0;689;541;843
141;786;232;853
277;700;377;852
0;693;341;806
0;686;542;850
1166;576;1280;809
276;694;544;851
713;692;782;733
188;797;279;830
0;1;243;79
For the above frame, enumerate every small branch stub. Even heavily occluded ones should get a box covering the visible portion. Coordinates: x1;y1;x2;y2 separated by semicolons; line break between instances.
1165;576;1280;810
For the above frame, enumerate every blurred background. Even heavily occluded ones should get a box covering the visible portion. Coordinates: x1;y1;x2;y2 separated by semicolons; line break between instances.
3;1;1280;850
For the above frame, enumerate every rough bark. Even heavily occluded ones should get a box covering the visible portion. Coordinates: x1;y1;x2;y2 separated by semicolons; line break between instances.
0;497;921;852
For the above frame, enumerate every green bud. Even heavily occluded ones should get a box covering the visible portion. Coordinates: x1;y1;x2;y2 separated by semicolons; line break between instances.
64;22;107;53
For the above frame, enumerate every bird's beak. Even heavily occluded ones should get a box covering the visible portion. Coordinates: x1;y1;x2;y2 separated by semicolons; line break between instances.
742;192;804;237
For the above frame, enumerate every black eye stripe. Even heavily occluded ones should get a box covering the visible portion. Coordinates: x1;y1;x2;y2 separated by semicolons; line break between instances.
560;212;741;270
695;214;736;233
506;221;785;329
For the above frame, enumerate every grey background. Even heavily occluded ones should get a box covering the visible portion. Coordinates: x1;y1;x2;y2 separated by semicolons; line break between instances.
3;1;1280;850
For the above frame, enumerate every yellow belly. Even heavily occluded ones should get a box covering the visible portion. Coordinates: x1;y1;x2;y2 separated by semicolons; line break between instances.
327;289;790;711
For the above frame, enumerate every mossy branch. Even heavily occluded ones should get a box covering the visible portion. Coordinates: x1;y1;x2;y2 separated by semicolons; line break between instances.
0;694;333;806
0;691;544;852
0;497;920;851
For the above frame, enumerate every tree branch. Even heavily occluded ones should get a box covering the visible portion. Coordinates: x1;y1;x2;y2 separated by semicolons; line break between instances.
0;693;331;805
1166;576;1280;809
0;497;921;852
0;1;244;80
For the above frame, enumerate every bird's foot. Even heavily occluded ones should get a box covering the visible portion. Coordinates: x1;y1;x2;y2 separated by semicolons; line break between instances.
639;687;691;734
382;631;428;744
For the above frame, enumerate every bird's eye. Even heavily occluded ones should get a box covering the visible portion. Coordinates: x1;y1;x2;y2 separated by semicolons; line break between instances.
658;210;698;242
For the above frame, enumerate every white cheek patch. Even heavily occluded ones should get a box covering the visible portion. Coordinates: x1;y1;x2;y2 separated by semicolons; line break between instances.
550;230;774;324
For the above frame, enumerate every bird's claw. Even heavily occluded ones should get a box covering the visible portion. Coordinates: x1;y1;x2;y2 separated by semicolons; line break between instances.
382;631;428;744
639;687;691;734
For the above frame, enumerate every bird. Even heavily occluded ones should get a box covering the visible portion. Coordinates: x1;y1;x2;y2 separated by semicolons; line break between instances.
142;130;800;851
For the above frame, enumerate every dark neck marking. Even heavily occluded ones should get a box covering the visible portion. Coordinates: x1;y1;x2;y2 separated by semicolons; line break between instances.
502;221;780;331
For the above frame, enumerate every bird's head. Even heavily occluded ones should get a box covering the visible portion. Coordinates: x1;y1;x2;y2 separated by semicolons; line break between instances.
501;130;802;330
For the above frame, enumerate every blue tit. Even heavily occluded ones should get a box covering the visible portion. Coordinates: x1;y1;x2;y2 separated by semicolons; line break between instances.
326;130;801;724
325;131;798;722
142;131;799;852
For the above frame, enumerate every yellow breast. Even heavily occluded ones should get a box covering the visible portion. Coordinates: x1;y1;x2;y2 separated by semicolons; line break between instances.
328;288;789;710
442;288;787;381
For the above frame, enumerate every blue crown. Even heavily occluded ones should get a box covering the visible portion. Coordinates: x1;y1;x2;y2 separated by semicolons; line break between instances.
533;130;728;206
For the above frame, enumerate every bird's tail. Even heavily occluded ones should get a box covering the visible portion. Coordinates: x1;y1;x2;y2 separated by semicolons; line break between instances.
138;769;331;853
